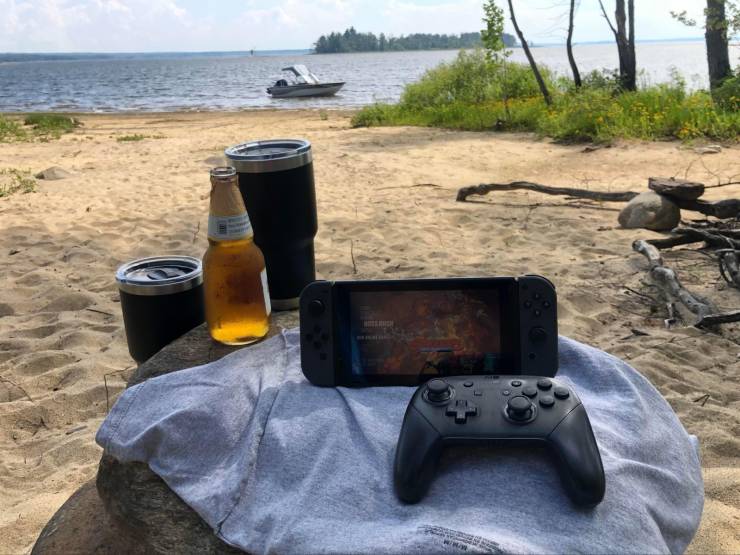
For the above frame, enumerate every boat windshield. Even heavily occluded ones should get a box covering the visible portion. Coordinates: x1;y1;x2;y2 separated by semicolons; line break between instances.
282;64;320;85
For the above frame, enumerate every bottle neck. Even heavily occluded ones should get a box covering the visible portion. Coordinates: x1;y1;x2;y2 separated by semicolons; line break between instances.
208;177;253;242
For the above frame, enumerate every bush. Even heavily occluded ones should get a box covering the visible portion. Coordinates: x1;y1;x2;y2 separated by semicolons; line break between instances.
352;52;740;143
714;75;740;111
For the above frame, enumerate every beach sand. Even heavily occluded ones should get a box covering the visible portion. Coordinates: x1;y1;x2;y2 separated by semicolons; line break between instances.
0;111;738;553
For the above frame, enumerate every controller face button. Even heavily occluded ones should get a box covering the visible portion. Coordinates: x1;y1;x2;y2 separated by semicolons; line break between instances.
534;292;541;300
554;386;570;400
463;381;473;387
445;399;478;424
321;332;329;341
543;300;551;308
534;309;542;317
529;327;547;342
539;395;555;408
510;380;522;387
537;378;552;390
528;353;536;360
524;300;532;308
426;379;452;403
506;396;534;422
308;299;325;316
522;386;537;397
313;341;322;349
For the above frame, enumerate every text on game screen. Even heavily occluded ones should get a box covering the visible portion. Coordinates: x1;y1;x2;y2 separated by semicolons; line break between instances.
349;289;502;376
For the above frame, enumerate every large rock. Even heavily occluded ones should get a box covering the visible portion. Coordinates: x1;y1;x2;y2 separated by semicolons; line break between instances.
95;313;299;553
618;191;680;231
648;177;705;201
35;166;72;180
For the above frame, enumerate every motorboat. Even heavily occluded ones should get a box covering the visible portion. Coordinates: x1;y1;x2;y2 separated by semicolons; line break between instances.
267;65;344;98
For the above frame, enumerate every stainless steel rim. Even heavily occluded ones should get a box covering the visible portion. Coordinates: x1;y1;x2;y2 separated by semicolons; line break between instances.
225;139;312;174
116;255;203;296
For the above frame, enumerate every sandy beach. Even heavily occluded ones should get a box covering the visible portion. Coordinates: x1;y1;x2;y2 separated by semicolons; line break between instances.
0;110;738;553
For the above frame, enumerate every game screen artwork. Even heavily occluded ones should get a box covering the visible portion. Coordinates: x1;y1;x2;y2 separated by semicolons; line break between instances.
348;289;502;377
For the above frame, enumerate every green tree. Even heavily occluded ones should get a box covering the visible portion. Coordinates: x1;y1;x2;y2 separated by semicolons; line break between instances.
671;1;739;89
481;0;510;64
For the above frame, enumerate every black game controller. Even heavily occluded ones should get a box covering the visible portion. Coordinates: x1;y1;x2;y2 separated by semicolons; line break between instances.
394;375;605;507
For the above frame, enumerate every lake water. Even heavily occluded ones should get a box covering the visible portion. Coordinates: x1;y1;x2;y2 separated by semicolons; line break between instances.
0;41;736;112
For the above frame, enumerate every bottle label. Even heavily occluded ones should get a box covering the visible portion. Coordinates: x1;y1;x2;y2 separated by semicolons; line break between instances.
208;213;252;240
260;269;272;315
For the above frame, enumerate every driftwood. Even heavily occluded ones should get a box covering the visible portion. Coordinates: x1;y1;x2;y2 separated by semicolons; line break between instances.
632;240;716;325
648;177;705;200
456;181;639;203
673;198;740;219
456;179;740;221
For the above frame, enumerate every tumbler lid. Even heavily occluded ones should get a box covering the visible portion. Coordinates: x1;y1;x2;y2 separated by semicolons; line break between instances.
224;139;312;173
116;256;203;296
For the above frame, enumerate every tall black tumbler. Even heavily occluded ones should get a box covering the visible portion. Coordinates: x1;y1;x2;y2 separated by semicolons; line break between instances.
225;139;318;310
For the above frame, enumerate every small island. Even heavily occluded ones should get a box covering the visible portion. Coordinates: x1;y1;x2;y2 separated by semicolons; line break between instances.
313;27;516;54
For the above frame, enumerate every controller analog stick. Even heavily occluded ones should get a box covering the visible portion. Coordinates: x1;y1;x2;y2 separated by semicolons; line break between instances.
506;396;534;421
426;379;452;403
308;299;325;316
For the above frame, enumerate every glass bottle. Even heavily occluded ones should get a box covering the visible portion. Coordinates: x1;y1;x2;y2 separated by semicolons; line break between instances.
203;167;270;345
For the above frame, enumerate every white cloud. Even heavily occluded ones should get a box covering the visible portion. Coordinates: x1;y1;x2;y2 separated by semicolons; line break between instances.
0;0;709;52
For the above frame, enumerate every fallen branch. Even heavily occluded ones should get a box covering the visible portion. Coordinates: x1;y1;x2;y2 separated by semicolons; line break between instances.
673;197;740;219
697;310;740;326
673;227;740;250
456;181;639;203
632;240;716;325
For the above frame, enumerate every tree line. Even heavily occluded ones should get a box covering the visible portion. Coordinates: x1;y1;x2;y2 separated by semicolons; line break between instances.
313;27;517;54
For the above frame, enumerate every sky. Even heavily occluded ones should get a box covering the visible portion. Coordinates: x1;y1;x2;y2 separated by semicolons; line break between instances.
0;0;710;53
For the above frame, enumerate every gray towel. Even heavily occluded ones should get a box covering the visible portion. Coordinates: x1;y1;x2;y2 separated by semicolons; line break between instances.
97;329;703;554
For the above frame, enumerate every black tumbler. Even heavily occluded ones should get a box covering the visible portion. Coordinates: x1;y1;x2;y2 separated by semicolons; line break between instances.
225;139;318;310
116;256;205;364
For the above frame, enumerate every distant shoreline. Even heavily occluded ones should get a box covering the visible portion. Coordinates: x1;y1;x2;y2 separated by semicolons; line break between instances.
0;37;706;62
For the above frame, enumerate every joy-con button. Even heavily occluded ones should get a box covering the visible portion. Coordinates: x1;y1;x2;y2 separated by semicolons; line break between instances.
308;299;325;316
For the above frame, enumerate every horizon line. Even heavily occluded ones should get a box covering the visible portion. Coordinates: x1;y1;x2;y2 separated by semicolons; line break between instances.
0;36;708;56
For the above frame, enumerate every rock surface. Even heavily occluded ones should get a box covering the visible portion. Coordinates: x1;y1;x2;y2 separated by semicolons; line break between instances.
618;191;681;231
32;481;146;555
693;145;722;155
648;177;705;201
96;313;299;553
34;166;72;180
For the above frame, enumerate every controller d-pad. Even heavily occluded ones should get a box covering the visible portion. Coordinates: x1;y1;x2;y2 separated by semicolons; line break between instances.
446;399;477;424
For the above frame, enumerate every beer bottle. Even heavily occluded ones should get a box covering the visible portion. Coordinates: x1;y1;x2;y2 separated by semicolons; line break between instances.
203;167;270;345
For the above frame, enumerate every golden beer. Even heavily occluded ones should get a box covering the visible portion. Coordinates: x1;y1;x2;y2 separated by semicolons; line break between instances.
203;167;270;345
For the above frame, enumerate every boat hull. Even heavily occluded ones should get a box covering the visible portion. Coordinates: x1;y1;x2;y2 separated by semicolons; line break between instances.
267;82;345;98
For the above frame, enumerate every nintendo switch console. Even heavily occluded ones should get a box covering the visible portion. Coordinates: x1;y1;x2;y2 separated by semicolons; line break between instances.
299;275;558;386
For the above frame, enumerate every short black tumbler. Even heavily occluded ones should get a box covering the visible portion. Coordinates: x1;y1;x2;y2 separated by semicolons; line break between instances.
116;256;205;363
225;139;318;310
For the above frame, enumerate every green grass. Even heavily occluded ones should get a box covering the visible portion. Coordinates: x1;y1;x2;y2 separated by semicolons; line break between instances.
0;116;29;142
0;113;80;142
0;169;36;197
351;50;740;143
116;133;165;142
